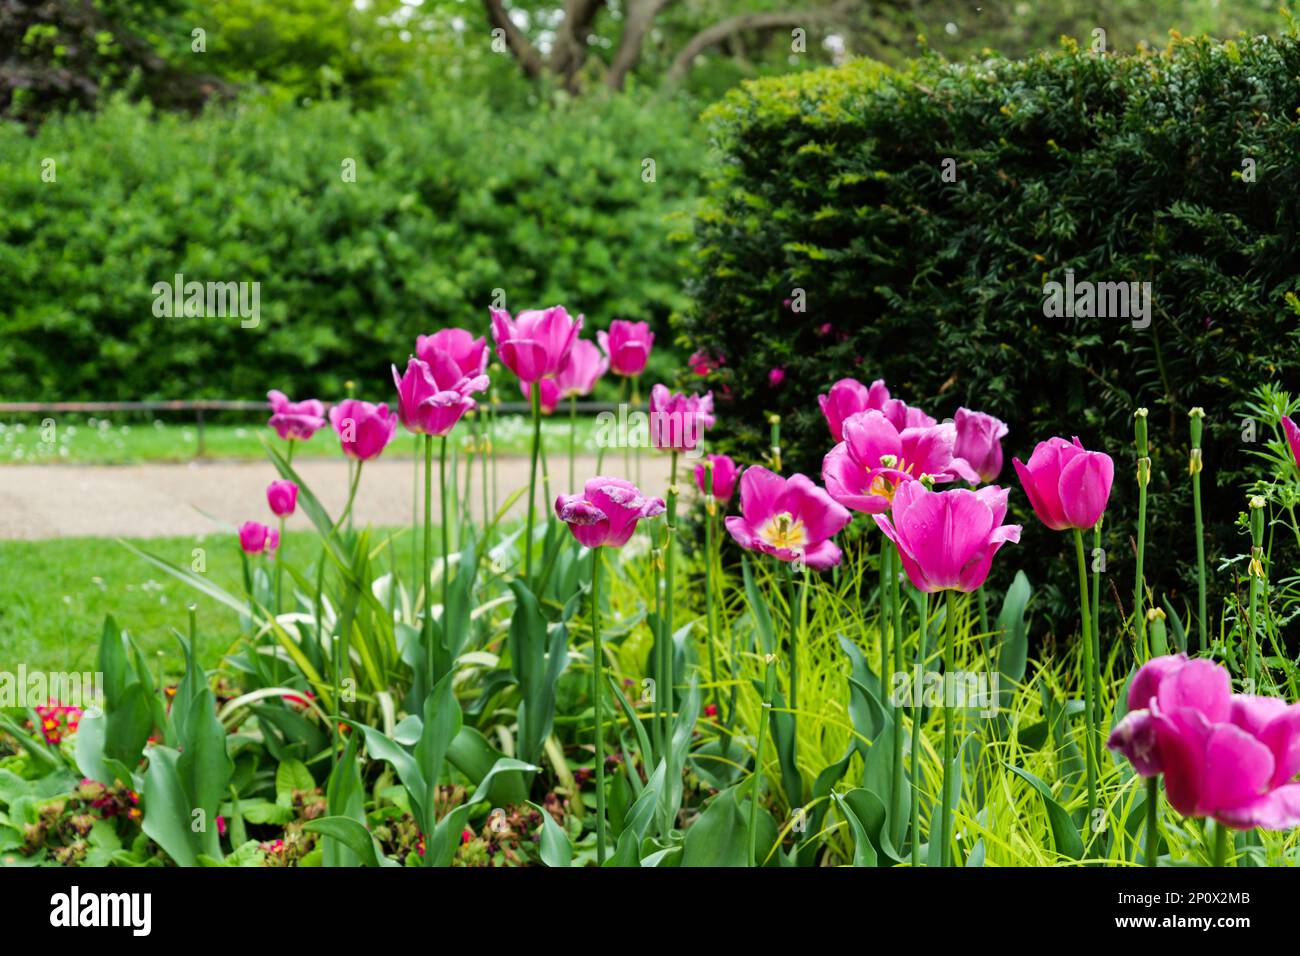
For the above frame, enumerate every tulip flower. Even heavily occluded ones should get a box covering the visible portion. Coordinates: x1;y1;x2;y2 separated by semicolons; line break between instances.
491;304;583;582
392;356;488;438
873;481;1020;866
822;411;978;514
555;477;665;864
725;466;851;571
489;305;582;384
329;399;397;462
1014;435;1114;820
818;378;936;444
555;477;666;550
695;453;738;503
238;521;279;555
266;480;298;517
597;320;653;378
872;483;1022;595
1109;654;1300;865
1013;436;1114;531
555;339;607;399
1284;416;1300;471
416;327;489;380
648;384;714;456
267;390;327;444
953;408;1009;484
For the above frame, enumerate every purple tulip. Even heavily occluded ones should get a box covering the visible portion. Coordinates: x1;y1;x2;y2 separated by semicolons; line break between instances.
818;377;935;444
648;384;714;454
953;407;1009;484
415;327;489;380
695;453;738;502
490;305;582;384
597;320;653;377
392;355;488;438
239;521;279;554
555;339;607;399
266;480;298;517
555;477;665;549
872;482;1021;593
1013;436;1114;531
329;399;397;461
267;390;327;442
725;466;851;570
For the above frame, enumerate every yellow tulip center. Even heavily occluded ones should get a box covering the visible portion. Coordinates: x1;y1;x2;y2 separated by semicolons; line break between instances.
759;512;807;551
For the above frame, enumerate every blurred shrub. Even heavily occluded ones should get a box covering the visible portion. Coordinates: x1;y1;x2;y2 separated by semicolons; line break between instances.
0;88;703;402
679;39;1300;621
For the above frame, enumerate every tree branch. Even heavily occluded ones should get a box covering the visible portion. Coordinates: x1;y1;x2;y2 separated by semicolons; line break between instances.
482;0;546;79
606;0;675;90
550;0;606;87
665;1;857;83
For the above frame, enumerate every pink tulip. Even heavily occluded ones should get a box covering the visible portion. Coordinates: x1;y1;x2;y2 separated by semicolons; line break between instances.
768;367;786;388
1108;654;1300;830
649;384;714;454
490;305;582;383
267;390;327;442
725;466;851;570
555;477;666;549
392;356;488;437
1013;436;1114;531
817;378;935;444
266;480;298;517
822;410;979;514
239;521;279;554
415;327;489;379
1283;416;1300;471
597;320;654;377
953;408;1009;484
695;453;738;502
329;399;397;461
519;378;561;415
872;482;1021;593
555;339;607;399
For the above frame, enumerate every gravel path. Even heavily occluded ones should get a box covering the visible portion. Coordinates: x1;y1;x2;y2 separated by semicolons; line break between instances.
0;454;675;540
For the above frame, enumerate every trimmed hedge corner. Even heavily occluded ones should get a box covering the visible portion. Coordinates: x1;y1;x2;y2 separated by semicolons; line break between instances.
680;38;1300;620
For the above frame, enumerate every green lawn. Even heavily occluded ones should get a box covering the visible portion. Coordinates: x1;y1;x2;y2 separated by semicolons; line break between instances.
0;531;422;681
0;414;602;464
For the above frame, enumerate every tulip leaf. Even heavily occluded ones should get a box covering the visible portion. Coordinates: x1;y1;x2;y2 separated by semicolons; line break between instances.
529;801;572;868
1007;764;1084;860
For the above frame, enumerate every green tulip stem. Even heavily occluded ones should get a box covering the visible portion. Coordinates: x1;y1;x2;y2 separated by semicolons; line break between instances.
524;385;541;582
1189;409;1207;652
911;590;927;867
940;590;957;867
1146;776;1159;867
1073;528;1099;820
591;546;607;864
423;436;434;690
749;652;776;868
440;434;449;628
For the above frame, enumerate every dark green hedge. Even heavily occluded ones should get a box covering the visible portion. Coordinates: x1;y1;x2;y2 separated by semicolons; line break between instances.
680;38;1300;621
0;90;702;402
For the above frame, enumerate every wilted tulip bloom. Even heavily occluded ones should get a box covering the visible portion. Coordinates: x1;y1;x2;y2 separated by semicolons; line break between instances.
329;399;397;461
239;521;279;554
695;453;738;502
822;410;978;514
954;408;1009;484
873;482;1021;592
1284;416;1299;471
1013;436;1114;531
519;378;561;415
725;466;851;570
597;320;653;377
392;356;488;437
555;339;607;399
818;378;935;443
1108;654;1300;830
415;327;489;379
267;390;327;441
555;477;666;548
266;480;298;517
649;384;714;454
490;305;582;383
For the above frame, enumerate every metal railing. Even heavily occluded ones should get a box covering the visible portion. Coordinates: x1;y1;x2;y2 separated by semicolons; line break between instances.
0;399;630;456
